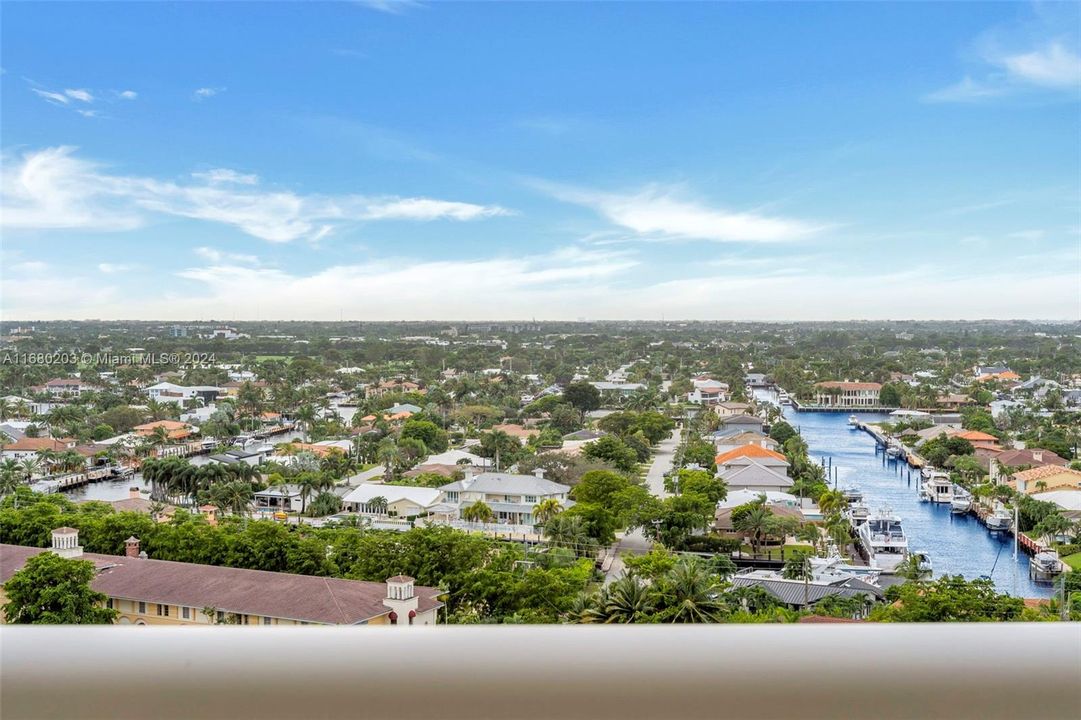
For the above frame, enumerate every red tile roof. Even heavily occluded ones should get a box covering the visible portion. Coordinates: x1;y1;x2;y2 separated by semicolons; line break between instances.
0;544;442;625
715;444;788;465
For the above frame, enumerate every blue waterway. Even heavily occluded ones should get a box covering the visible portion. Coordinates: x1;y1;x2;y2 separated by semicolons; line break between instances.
773;403;1049;598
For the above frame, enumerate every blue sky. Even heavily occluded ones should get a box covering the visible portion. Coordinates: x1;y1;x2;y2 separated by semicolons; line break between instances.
1;1;1079;321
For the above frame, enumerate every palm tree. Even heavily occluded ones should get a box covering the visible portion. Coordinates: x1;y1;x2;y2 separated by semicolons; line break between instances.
733;499;776;555
377;442;400;483
598;576;655;623
655;559;725;623
368;495;389;516
149;425;171;449
543;513;593;552
818;489;847;516
461;500;495;524
796;523;822;554
782;551;814;607
531;498;563;528
0;398;10;421
18;456;42;481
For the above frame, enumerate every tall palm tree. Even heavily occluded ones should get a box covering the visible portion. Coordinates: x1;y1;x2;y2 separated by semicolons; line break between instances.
733;500;776;554
543;513;593;552
18;456;42;481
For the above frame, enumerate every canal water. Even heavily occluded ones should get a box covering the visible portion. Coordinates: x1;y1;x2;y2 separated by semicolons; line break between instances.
777;403;1049;597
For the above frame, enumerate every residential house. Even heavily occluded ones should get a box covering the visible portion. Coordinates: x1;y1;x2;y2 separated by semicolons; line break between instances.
717;459;793;493
714;444;788;469
812;382;883;408
590;381;646;397
342;484;445;518
713;431;779;455
1030;489;1081;522
253;485;306;513
133;420;194;441
1008;466;1081;495
39;378;95;398
687;378;729;406
728;570;882;612
365;380;423;399
0;529;441;626
989;448;1068;482
716;414;765;432
713;401;753;417
492;423;540;444
145;382;220;406
438;469;572;530
0;436;78;463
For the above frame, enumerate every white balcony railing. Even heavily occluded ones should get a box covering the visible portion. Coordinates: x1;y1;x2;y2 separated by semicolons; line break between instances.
2;625;1078;719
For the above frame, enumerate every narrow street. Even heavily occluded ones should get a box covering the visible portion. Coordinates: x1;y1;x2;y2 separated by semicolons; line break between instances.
603;429;680;583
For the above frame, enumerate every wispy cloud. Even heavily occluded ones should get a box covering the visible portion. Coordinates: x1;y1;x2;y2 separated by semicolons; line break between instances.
193;86;225;100
1;146;512;242
352;0;422;14
194;246;261;266
64;88;93;102
538;181;826;243
31;88;72;105
191;168;260;185
118;90;138;100
926;41;1081;102
97;262;136;274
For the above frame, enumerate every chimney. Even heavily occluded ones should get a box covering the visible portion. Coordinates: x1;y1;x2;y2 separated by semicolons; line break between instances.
51;527;83;559
533;468;546;479
125;536;140;558
462;467;476;489
1032;450;1043;463
129;486;141;500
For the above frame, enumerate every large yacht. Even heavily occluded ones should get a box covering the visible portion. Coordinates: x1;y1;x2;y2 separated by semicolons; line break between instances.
857;506;909;574
922;472;955;504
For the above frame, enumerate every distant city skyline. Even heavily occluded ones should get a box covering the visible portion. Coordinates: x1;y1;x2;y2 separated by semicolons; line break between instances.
1;1;1079;320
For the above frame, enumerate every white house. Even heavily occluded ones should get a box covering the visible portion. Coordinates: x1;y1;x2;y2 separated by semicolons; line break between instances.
812;382;882;408
687;378;729;406
438;469;571;530
146;382;220;406
342;484;445;518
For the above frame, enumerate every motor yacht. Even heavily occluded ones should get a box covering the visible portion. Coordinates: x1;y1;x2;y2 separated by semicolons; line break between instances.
985;509;1012;532
857;506;909;574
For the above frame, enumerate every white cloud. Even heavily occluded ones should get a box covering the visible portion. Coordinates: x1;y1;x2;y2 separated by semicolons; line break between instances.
31;88;70;105
540;182;824;243
4;255;1075;322
191;168;260;185
97;262;135;274
64;88;93;102
193;87;224;100
0;146;511;242
927;41;1081;102
1001;42;1081;88
353;0;422;14
118;90;138;100
193;246;261;266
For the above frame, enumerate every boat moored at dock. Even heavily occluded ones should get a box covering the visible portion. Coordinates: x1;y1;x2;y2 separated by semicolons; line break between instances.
857;506;909;574
847;415;858;427
985;509;1012;532
950;489;972;514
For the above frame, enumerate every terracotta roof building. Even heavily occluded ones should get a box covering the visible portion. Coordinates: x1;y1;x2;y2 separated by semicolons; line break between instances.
0;529;442;627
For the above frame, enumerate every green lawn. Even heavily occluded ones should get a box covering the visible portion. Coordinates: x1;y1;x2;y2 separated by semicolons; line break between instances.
1061;553;1081;572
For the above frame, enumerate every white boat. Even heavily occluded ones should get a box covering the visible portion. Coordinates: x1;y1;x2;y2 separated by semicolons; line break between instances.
917;484;933;502
1031;551;1062;576
923;473;955;503
778;391;792;406
920;465;936;480
848;502;870;525
847;415;858;427
885;444;903;459
985;509;1012;532
809;555;882;585
950;489;972;514
858;506;909;574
